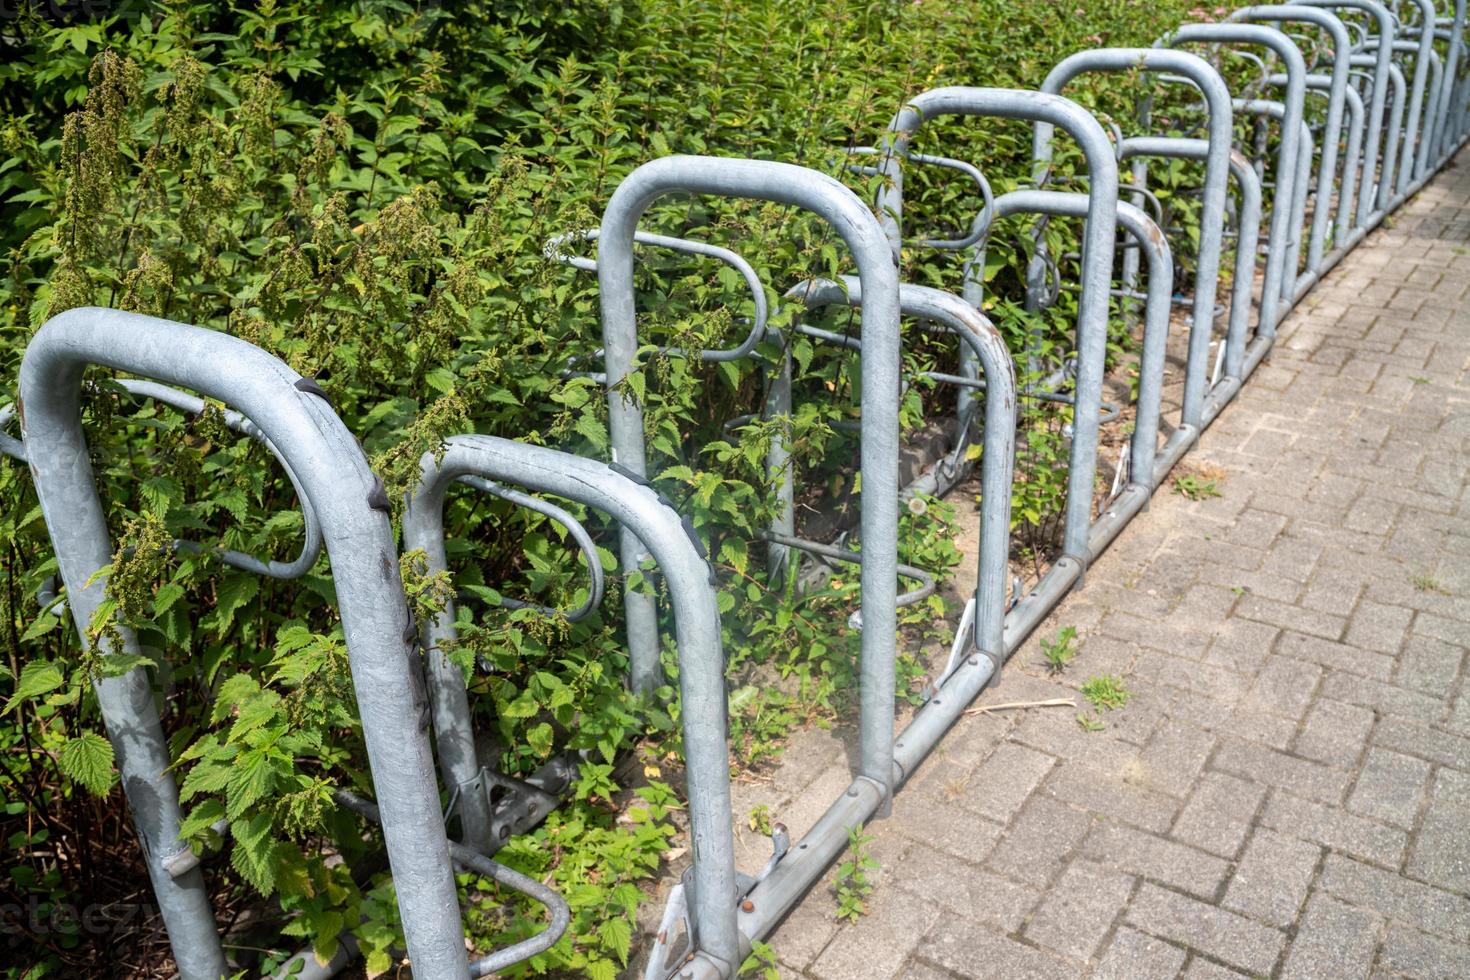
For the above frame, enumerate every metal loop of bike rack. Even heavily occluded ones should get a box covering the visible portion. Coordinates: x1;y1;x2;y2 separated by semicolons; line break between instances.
453;474;607;622
16;307;471;978
399;433;734;976
10;2;1470;978
3;378;324;587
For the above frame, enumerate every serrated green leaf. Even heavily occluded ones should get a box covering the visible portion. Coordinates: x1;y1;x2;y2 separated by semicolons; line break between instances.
178;799;227;840
230;811;278;895
225;747;279;819
4;661;65;714
207;575;259;636
58;732;115;795
96;651;158;679
598;915;633;965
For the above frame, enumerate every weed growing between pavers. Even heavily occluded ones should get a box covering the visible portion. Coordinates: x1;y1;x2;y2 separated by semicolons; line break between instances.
833;824;879;922
1042;625;1080;675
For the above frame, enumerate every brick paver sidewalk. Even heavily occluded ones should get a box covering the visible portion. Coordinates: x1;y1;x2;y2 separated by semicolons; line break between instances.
757;155;1470;978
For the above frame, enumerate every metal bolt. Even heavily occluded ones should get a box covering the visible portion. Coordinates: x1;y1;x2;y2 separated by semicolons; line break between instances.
741;899;755;912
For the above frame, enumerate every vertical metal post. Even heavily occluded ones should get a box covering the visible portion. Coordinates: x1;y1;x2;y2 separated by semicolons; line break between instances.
19;308;468;980
598;156;903;813
1229;8;1350;282
879;88;1119;573
1167;25;1307;333
1037;49;1231;431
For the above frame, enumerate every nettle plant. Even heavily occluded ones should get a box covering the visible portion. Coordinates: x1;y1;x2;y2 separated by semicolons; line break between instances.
0;0;1226;975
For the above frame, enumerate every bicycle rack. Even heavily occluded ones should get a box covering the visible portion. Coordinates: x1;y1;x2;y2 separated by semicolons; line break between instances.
665;282;1018;980
1167;23;1308;335
399;434;736;977
12;4;1470;979
543;229;796;580
16;308;469;979
2;378;324;590
1231;7;1352;294
878;89;1117;606
974;193;1175;501
595;155;903;972
1037;49;1232;440
776;278;1018;678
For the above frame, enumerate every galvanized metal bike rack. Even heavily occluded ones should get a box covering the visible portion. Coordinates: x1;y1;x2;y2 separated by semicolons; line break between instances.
594;155;903;974
878;88;1117;609
1167;22;1309;335
401;434;734;977
2;379;323;587
16;307;469;979
1231;6;1352;295
1037;49;1232;456
13;3;1470;978
777;278;1018;679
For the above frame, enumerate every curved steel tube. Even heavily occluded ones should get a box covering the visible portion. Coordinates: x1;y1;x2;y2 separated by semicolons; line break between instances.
455;475;606;623
778;277;1016;668
3;379;324;580
331;788;572;978
403;434;733;970
546;228;769;363
1038;48;1231;431
1230;7;1350;292
990;192;1176;494
1309;1;1410;204
19;308;467;979
879;87;1119;573
598;155;900;971
1166;23;1307;333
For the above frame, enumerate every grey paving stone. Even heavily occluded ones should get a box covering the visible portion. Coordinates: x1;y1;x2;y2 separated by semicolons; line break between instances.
891;961;954;980
1042;761;1180;834
923;918;1076;980
1377;922;1470;980
770;894;842;973
1321;671;1447;724
1125;882;1286;976
1260;790;1408;868
1236;595;1347;640
959;741;1057;823
1345;598;1415;654
1171;770;1267;858
1134;718;1216;798
1348;747;1434;829
1217;704;1298;750
1023;859;1134;960
1431;767;1470;807
1224;827;1321;929
1093;926;1188;980
1394;633;1466;695
1239;655;1322;721
1180;960;1251;980
1276;630;1395;681
1202;617;1279;675
890;841;1040;930
986;794;1093;889
809;888;936;980
1372;717;1470;770
1082;822;1228;899
1132;650;1250;706
1320;853;1470;943
1212;737;1352;804
1280;891;1384;980
1407;796;1470;894
889;790;1004;864
1292;697;1376;766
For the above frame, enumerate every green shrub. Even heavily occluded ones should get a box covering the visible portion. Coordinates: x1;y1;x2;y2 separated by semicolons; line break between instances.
0;0;1235;975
